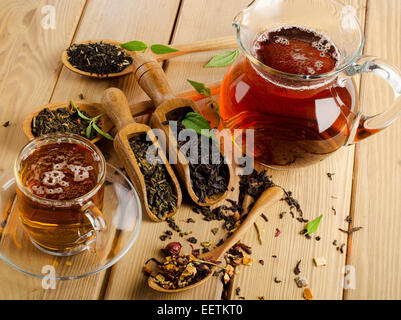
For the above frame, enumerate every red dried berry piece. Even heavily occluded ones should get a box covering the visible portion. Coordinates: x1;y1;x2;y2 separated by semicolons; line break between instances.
238;243;252;255
162;242;182;256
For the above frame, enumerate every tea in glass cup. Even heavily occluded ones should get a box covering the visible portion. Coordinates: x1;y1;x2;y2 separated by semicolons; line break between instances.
14;134;106;255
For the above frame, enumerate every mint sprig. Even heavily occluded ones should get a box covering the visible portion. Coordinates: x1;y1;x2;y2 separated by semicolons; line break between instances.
70;100;113;141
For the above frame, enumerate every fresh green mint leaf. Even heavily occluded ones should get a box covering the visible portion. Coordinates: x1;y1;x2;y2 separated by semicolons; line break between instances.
182;112;217;142
204;49;239;68
305;214;323;235
150;44;178;54
120;40;147;51
187;79;211;97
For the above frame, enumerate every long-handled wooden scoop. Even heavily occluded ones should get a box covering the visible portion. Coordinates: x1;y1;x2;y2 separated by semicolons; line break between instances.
130;52;234;206
62;36;237;79
148;186;284;293
101;87;182;222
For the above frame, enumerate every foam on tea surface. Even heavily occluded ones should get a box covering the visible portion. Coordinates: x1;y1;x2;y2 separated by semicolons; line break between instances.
254;26;340;75
20;142;101;200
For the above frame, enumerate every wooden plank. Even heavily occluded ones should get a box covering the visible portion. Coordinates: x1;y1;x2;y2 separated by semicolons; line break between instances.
0;0;87;299
43;0;181;300
345;0;401;300
103;0;251;300
0;0;181;299
227;0;367;300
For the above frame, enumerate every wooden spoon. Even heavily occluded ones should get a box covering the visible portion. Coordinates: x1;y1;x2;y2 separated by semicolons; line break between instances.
101;87;182;222
131;52;234;207
22;100;154;144
62;36;237;79
148;186;284;293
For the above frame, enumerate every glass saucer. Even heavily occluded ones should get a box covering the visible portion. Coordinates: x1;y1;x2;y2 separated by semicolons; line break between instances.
0;163;142;280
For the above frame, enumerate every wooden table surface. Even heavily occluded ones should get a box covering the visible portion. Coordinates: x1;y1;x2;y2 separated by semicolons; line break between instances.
0;0;400;300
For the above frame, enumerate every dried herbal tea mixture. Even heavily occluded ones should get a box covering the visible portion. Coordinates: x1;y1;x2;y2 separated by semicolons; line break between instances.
129;134;177;219
144;241;253;290
32;107;96;139
144;242;218;289
221;242;253;287
67;42;133;75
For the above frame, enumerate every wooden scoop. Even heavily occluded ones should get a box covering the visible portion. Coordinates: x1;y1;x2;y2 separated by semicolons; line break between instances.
22;100;154;144
102;87;182;222
131;52;234;206
62;36;237;79
148;186;284;293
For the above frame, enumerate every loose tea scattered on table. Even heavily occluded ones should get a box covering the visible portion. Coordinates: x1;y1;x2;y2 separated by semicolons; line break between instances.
67;42;133;75
32;106;97;139
129;134;177;219
253;222;263;245
294;260;302;275
295;276;309;288
338;226;363;235
327;172;335;180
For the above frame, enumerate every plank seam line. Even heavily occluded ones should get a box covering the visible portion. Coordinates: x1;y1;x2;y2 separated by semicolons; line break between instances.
47;0;89;103
342;0;369;301
162;0;184;71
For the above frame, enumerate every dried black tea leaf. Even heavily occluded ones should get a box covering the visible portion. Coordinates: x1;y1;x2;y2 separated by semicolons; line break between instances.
67;42;133;75
169;114;228;203
294;260;301;275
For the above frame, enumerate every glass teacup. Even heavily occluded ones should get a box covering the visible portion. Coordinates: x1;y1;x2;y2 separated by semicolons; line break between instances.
14;134;107;256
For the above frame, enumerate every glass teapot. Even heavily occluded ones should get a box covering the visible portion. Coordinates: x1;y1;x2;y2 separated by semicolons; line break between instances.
219;0;401;169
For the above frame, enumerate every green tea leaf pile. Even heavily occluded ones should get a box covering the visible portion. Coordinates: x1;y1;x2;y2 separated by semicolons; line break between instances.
129;134;177;219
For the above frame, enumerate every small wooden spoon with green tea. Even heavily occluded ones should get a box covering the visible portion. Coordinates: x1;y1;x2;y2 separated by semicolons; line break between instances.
61;36;237;79
147;186;284;293
22;99;154;144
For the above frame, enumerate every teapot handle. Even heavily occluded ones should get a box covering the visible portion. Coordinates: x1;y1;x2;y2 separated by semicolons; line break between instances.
345;56;401;143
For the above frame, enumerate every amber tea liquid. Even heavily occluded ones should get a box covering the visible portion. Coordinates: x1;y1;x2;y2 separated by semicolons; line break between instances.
16;141;104;253
220;26;359;168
